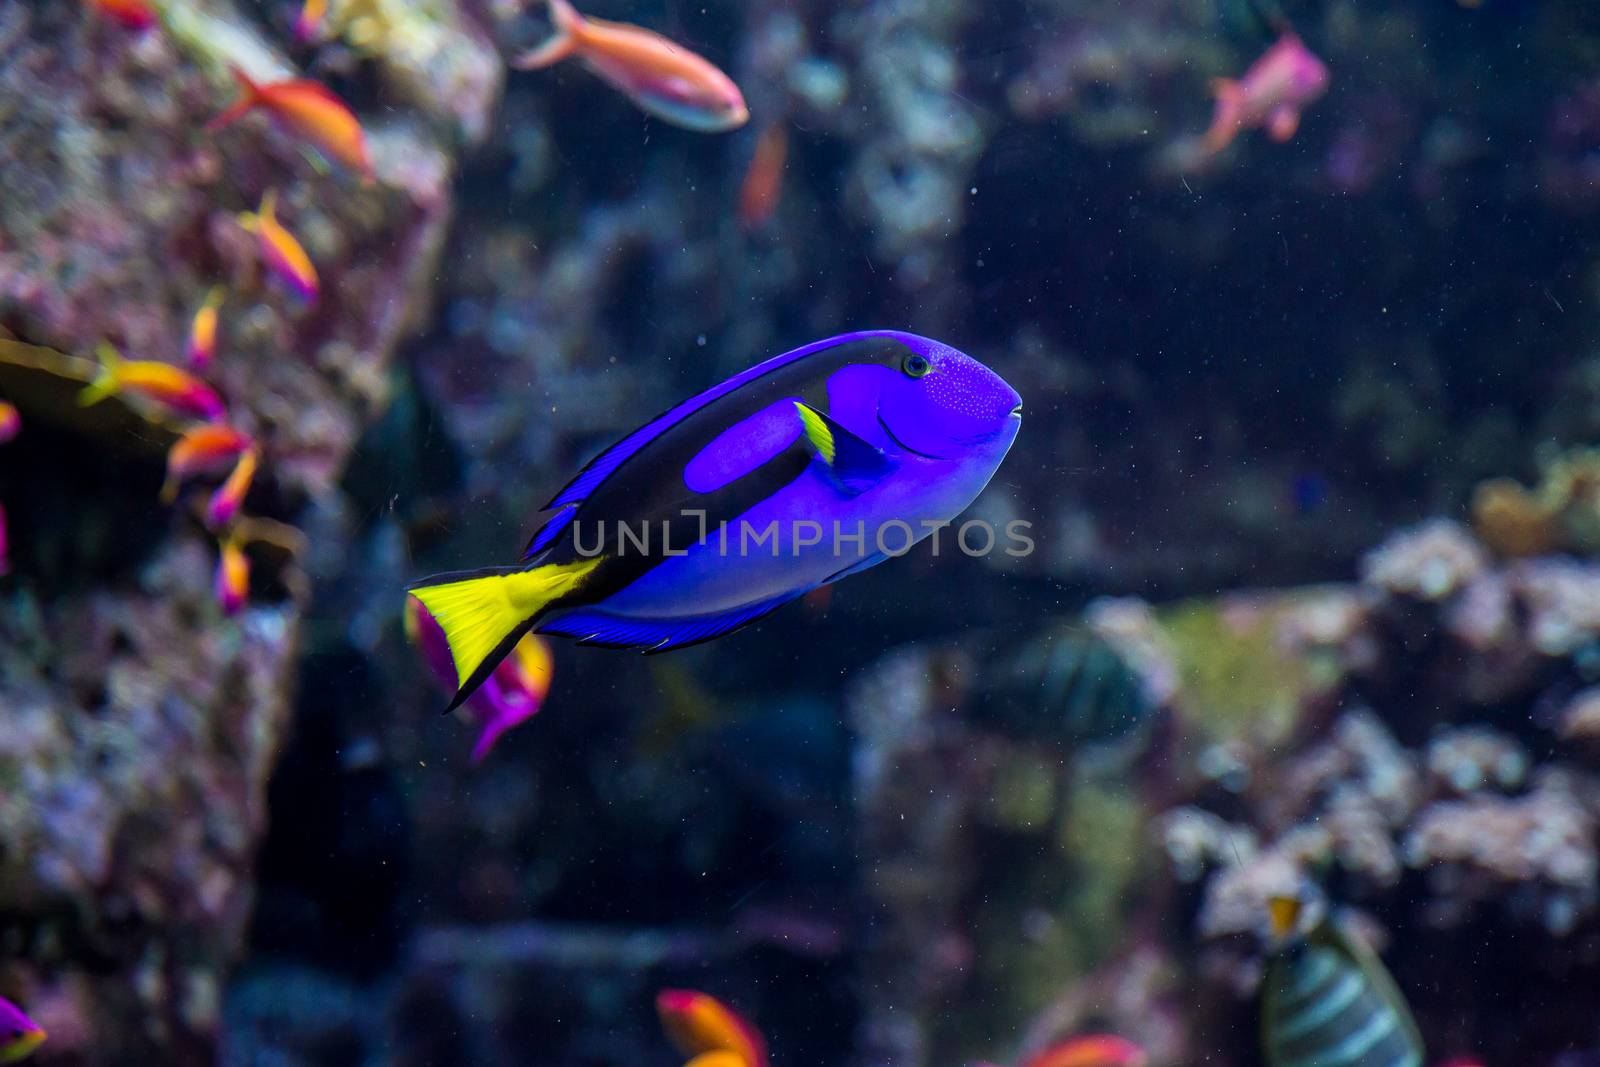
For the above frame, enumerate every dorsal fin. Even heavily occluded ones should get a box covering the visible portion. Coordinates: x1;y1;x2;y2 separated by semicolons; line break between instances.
522;330;906;558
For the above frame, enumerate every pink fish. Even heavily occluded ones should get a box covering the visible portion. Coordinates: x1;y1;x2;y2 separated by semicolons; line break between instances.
162;424;254;504
238;191;319;305
1203;34;1329;155
0;401;19;444
207;447;259;530
514;0;748;133
185;285;226;369
216;536;249;615
79;343;226;422
405;598;554;763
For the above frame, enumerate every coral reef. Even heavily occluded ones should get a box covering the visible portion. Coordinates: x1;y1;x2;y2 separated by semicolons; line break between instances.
0;1;496;1061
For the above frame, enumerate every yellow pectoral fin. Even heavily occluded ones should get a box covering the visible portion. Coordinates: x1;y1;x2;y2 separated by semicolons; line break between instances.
793;400;835;465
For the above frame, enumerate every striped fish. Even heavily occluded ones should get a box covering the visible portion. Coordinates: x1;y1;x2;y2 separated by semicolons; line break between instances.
1261;898;1424;1067
979;624;1153;750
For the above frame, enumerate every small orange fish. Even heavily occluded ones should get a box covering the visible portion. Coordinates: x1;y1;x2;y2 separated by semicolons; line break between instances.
185;285;226;369
162;424;254;503
515;0;748;133
216;536;249;615
79;343;226;422
738;124;788;230
86;0;158;31
656;990;769;1067
208;66;373;178
1022;1035;1148;1067
207;446;259;530
1203;34;1329;155
0;401;19;444
293;0;327;42
238;191;319;305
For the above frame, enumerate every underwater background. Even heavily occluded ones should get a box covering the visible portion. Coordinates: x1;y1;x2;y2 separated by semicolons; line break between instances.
6;0;1600;1064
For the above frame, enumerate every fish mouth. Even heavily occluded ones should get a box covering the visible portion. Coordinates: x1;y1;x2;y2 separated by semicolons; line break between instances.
877;412;948;460
1010;403;1023;418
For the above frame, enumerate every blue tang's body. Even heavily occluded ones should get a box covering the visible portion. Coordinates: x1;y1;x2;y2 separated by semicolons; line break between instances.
410;330;1022;709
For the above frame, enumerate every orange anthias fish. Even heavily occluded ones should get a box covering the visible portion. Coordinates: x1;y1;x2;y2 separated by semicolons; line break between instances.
515;0;749;133
208;67;373;178
1203;33;1329;155
79;343;226;422
162;424;253;503
216;536;249;615
207;447;259;530
738;124;788;230
238;191;319;305
656;990;769;1067
185;285;225;369
293;0;327;43
86;0;158;31
0;401;19;445
974;1035;1147;1067
1023;1035;1148;1067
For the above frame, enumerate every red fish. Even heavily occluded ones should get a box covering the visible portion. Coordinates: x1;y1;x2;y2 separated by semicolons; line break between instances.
79;343;226;422
216;536;249;615
656;990;769;1067
738;124;788;230
207;447;259;530
85;0;158;30
185;285;226;369
1203;33;1329;155
0;401;19;445
208;67;373;178
515;0;748;133
162;424;254;504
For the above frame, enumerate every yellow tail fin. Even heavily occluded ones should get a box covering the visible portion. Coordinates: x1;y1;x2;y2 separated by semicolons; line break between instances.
77;342;124;407
408;557;601;710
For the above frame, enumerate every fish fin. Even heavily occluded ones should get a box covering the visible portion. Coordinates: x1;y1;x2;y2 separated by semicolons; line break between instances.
206;66;264;132
1203;79;1243;153
792;400;894;495
523;502;579;558
77;342;123;407
1266;104;1300;142
821;552;888;586
513;0;584;69
408;557;602;712
528;333;902;552
541;588;805;652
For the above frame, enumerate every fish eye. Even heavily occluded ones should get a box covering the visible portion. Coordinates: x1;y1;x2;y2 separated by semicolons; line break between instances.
902;353;931;378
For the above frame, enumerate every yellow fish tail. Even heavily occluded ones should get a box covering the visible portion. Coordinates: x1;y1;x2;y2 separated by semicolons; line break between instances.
78;342;124;407
408;556;601;711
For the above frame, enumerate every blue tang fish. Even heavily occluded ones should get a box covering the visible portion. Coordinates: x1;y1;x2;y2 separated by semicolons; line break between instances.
409;330;1023;710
